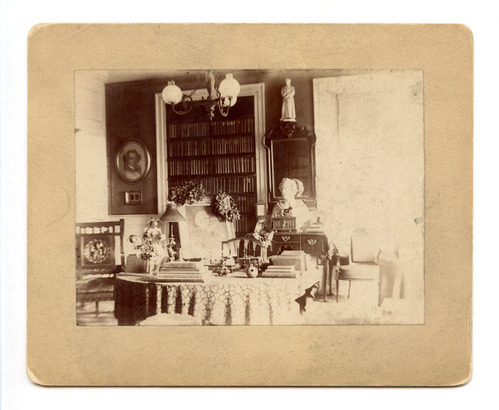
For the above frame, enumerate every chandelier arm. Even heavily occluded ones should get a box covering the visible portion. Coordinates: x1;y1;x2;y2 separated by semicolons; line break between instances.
218;100;231;117
172;95;193;115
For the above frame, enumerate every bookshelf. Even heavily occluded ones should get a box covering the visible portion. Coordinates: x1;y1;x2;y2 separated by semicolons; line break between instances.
165;96;258;236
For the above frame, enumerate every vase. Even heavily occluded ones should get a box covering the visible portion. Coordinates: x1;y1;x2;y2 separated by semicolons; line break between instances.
246;265;259;278
147;257;160;277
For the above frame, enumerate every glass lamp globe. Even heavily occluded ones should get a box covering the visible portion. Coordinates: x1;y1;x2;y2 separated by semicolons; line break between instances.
162;81;183;105
218;74;241;99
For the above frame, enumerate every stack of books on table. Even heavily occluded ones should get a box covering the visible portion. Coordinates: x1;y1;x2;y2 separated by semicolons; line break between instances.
303;223;324;233
156;261;206;282
261;265;297;278
270;251;307;272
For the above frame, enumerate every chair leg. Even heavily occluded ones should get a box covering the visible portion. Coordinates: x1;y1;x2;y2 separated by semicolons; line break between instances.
336;279;339;303
95;301;100;317
328;266;333;296
347;281;352;299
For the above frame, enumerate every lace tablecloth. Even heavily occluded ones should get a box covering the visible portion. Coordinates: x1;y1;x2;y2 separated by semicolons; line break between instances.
114;272;311;326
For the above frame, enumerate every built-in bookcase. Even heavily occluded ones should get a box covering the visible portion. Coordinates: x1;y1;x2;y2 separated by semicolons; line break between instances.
166;96;257;236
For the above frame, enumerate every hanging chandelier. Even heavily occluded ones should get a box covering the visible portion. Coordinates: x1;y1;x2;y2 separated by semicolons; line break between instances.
161;71;241;120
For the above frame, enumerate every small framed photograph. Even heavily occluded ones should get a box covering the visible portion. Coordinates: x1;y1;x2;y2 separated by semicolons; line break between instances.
115;139;151;184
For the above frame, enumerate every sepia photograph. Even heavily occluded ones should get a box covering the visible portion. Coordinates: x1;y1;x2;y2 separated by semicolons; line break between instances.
24;23;473;388
75;68;424;327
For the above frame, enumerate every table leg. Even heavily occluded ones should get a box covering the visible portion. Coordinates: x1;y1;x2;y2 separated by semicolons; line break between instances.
323;258;329;302
156;284;162;315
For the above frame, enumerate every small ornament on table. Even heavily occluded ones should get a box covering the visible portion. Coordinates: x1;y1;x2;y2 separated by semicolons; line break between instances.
253;229;275;264
166;236;178;262
245;258;260;278
215;256;233;277
215;247;234;276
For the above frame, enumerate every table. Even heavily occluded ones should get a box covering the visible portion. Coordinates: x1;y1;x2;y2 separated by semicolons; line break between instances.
268;231;331;301
114;271;314;326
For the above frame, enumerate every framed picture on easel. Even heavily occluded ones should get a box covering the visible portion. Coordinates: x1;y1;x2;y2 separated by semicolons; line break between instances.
178;203;235;261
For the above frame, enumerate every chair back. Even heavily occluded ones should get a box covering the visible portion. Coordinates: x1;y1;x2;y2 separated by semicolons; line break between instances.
221;237;262;259
350;228;380;264
75;219;125;280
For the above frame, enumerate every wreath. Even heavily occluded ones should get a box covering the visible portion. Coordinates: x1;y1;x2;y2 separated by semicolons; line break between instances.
211;192;241;223
168;181;241;223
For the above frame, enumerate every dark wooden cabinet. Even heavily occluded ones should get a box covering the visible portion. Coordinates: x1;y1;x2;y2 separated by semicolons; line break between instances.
270;232;327;258
264;122;317;208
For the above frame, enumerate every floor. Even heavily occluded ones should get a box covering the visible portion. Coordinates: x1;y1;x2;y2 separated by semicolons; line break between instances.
77;280;424;326
77;301;118;326
306;281;424;325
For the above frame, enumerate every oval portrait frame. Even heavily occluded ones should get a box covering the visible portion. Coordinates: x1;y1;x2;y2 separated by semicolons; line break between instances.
115;139;151;184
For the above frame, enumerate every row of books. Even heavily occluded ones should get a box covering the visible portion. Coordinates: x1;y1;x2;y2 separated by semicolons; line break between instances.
167;117;254;138
213;157;255;174
168;176;256;194
210;118;254;136
211;136;255;155
168;157;255;176
234;196;257;213
168;139;211;156
167;136;255;157
234;216;255;236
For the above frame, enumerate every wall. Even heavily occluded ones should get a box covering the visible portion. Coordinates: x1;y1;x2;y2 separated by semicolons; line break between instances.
75;69;382;257
314;71;424;254
75;71;153;256
105;69;348;132
75;71;108;221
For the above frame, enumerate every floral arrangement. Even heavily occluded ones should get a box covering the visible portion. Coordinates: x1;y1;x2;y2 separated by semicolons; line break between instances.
211;191;241;223
253;230;275;248
168;181;241;224
129;218;166;260
168;180;206;206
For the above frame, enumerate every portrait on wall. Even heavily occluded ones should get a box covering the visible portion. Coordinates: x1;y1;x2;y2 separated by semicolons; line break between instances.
115;139;151;184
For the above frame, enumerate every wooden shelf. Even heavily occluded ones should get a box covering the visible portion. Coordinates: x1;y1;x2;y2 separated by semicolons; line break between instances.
168;152;255;160
166;96;257;236
168;172;256;179
168;132;254;140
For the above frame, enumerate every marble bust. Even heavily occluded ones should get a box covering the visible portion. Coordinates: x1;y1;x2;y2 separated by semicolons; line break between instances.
271;177;311;230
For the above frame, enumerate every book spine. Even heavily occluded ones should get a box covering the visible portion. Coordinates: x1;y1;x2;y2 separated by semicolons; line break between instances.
261;273;297;278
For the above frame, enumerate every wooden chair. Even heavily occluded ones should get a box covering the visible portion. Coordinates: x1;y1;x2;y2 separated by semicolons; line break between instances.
334;228;381;302
76;219;125;316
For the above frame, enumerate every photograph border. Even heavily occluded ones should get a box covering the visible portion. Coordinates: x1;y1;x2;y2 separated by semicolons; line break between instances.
27;23;472;387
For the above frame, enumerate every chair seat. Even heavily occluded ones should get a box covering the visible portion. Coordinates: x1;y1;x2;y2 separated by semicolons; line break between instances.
76;277;115;302
339;263;379;280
